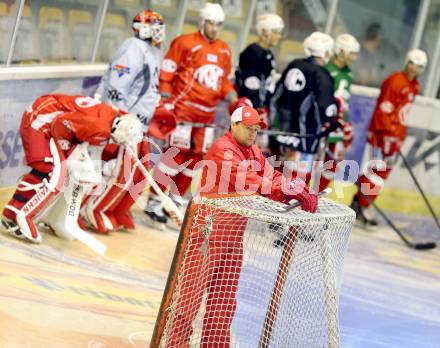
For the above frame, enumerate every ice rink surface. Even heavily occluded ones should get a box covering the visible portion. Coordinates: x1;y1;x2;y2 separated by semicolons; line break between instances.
339;212;440;348
0;208;439;347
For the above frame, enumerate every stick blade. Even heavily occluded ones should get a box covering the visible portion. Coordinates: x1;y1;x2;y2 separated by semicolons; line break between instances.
415;242;437;250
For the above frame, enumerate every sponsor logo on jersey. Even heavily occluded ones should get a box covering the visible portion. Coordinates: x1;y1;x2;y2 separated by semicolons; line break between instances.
23;185;49;214
284;68;306;91
244;76;261;90
207;53;218;63
62;119;73;132
193;64;224;90
57;139;71;151
112;64;131;77
107;89;123;102
161;59;177;73
75;96;99;108
398;103;412;125
380;101;395;113
276;135;300;147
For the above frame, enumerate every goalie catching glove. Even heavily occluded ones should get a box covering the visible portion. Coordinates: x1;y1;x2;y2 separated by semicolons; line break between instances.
111;113;144;148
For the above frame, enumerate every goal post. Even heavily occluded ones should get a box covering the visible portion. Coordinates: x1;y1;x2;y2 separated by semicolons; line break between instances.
150;193;355;348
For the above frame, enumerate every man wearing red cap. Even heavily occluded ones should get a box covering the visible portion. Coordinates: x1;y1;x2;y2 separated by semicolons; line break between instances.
166;105;318;347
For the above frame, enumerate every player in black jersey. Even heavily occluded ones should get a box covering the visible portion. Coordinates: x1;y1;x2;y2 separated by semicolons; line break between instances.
235;13;284;151
235;13;284;109
271;31;338;184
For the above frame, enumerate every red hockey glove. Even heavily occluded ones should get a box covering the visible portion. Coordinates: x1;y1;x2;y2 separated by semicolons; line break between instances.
334;95;348;117
382;136;402;157
147;101;177;140
257;106;269;125
228;97;253;115
343;121;354;148
284;179;318;213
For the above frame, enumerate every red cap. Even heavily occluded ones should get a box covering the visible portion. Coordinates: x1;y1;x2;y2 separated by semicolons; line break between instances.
230;106;267;129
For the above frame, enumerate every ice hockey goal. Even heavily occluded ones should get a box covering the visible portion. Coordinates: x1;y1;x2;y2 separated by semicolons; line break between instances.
150;193;355;348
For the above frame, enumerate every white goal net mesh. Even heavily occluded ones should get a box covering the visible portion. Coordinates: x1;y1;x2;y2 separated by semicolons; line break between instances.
152;194;355;348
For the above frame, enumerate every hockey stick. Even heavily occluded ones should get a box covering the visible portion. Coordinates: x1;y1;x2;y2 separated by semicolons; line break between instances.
360;193;436;250
125;146;184;227
177;121;340;139
398;150;440;231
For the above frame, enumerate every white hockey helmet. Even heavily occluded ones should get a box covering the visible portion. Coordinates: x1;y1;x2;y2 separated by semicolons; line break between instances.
335;33;360;55
256;13;284;36
406;49;428;70
200;2;225;24
111;113;143;147
303;32;335;62
132;10;165;44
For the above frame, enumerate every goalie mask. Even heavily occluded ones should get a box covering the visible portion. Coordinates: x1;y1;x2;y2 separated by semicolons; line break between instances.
111;114;143;148
132;10;165;44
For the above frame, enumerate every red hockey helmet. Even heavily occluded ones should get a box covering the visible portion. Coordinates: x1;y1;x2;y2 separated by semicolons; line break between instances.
132;10;165;44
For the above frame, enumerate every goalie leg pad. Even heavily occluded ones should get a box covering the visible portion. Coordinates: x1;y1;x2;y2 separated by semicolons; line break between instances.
109;139;152;229
84;146;125;233
85;140;150;232
2;139;66;242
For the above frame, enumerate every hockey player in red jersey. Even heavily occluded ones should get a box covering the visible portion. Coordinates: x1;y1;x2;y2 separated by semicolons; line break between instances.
145;2;238;223
0;94;143;242
166;105;318;347
350;49;428;226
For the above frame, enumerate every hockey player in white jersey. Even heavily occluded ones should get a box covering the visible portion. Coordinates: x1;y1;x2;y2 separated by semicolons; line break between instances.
84;10;168;234
96;10;165;126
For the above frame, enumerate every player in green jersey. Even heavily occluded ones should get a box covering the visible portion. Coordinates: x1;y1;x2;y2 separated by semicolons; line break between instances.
319;33;360;191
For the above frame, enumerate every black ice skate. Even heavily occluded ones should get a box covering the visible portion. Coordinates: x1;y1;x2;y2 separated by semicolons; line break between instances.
0;216;27;240
350;196;378;227
144;198;168;224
